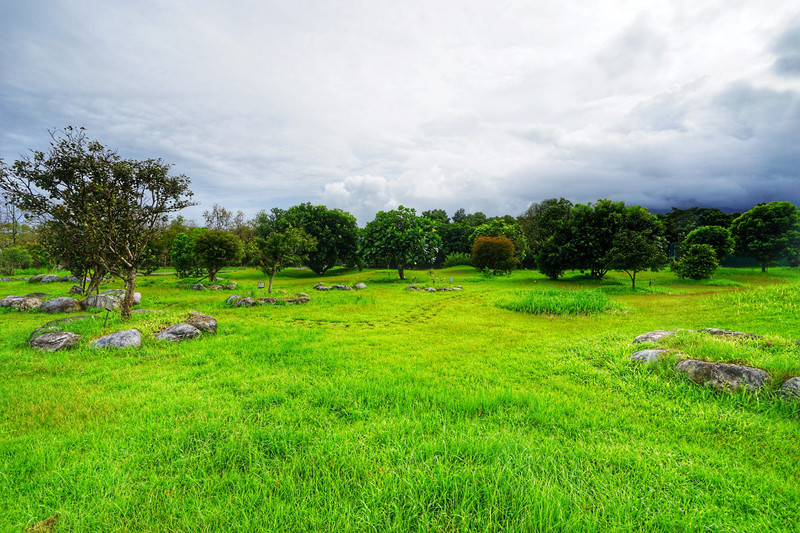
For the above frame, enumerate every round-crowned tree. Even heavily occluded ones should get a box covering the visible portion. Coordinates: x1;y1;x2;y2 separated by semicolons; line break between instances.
730;202;800;272
472;236;520;275
683;225;734;262
193;229;244;281
672;244;719;280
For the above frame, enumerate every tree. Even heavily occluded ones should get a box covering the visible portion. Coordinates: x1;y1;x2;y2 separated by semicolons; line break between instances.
256;226;316;293
604;229;667;290
730;201;800;272
0;127;195;318
0;246;32;276
683;226;734;263
284;203;359;274
361;206;441;280
421;209;449;224
471;236;519;274
170;231;203;278
193;229;244;281
518;198;573;259
41;219;107;292
469;219;529;265
671;244;718;280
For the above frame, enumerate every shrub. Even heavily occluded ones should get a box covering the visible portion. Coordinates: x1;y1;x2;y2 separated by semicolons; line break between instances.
683;225;734;262
472;236;519;275
443;252;472;268
672;244;718;279
0;246;32;276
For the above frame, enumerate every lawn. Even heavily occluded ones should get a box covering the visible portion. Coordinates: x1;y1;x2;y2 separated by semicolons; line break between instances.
1;266;799;531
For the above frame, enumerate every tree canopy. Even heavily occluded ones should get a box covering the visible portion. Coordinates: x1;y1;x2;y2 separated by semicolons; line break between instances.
730;201;800;272
283;203;359;274
0;127;195;317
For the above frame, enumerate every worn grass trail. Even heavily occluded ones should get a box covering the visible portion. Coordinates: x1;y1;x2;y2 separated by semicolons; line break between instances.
0;267;799;531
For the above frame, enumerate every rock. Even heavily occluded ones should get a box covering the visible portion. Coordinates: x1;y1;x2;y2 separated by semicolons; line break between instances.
40;297;81;314
225;294;240;305
192;283;205;291
30;331;82;352
676;359;770;391
425;287;437;292
281;297;310;304
630;348;665;363
27;274;45;283
93;329;141;349
633;330;674;343
40;274;62;283
296;292;309;298
82;293;121;311
0;295;43;310
61;275;80;282
208;284;223;290
186;311;217;334
405;285;420;291
132;292;142;305
25;292;50;299
701;328;762;340
279;290;288;294
234;297;255;307
256;297;277;305
780;377;800;396
29;315;91;341
225;281;237;290
68;285;84;295
353;282;367;290
15;277;30;281
314;285;332;291
156;323;202;342
0;277;12;282
332;284;351;290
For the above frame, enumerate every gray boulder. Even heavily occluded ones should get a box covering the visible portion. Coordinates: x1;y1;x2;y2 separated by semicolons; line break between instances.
225;281;238;290
156;323;202;342
332;284;351;290
234;297;255;307
780;377;800;397
631;348;665;363
15;277;30;281
0;295;44;310
296;292;309;298
0;277;12;282
676;359;770;391
27;274;45;283
192;283;205;291
61;275;80;282
82;294;121;311
207;284;223;290
93;329;141;349
256;297;278;305
30;332;82;352
314;284;332;291
225;294;241;305
186;311;217;334
424;287;437;292
281;297;310;304
69;285;85;295
633;330;674;343
132;292;142;305
25;292;50;299
40;274;62;283
405;284;420;291
701;328;762;340
353;282;367;290
40;297;81;314
30;315;91;341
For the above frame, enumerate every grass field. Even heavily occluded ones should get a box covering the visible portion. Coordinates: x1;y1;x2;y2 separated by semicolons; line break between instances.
1;266;799;531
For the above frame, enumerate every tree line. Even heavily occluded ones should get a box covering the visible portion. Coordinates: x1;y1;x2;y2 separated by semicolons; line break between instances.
2;129;800;318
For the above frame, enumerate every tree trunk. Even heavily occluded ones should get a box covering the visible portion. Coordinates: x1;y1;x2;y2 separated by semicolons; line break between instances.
761;263;767;273
121;268;136;319
268;272;275;293
397;264;405;280
631;271;636;290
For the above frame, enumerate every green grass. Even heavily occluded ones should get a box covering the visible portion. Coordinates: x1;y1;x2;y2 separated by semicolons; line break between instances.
0;267;799;531
498;288;624;315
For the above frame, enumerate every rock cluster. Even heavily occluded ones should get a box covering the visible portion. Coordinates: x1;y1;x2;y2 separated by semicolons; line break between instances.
156;312;217;343
405;284;462;292
314;282;367;291
631;328;798;396
226;295;311;307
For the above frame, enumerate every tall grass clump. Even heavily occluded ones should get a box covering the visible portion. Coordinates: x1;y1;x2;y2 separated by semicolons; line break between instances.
706;284;800;318
499;288;623;316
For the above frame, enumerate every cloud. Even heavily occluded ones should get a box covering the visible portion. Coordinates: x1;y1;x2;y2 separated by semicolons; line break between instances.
772;21;800;77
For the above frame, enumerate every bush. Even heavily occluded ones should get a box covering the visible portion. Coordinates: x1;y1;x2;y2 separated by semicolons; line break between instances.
472;236;519;275
0;246;33;276
683;225;734;262
443;252;472;268
672;244;718;279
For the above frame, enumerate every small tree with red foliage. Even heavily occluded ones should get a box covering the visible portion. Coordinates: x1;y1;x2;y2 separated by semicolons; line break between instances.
472;236;520;275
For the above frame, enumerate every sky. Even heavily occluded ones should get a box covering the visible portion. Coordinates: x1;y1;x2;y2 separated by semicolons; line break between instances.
2;1;800;225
